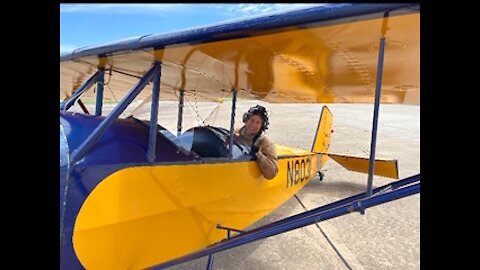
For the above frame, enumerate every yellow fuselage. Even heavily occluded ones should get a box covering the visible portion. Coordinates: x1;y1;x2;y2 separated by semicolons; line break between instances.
73;145;318;269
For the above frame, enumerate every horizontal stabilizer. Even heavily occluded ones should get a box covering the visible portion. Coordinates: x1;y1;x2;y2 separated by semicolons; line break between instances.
322;153;399;179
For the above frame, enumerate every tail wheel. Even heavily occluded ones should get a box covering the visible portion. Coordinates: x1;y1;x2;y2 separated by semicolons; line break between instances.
317;171;324;181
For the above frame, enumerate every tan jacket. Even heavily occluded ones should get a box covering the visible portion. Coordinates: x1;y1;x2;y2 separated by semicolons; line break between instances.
235;127;279;179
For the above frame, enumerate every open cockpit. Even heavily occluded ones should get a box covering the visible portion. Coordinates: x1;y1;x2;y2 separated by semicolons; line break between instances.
60;111;253;166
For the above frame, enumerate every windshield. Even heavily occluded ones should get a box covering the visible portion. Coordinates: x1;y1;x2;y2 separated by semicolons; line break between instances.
60;124;70;221
60;125;69;167
171;126;251;159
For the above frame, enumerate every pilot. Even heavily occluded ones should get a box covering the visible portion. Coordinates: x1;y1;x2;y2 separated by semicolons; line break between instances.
235;105;278;179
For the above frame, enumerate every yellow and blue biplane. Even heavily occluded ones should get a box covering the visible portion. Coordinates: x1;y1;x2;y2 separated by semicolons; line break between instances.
60;4;420;269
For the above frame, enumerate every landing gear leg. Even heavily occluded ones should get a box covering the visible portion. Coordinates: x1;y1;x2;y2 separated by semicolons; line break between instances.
317;171;324;181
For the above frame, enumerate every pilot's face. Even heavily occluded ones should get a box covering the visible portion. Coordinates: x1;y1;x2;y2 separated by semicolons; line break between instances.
245;114;263;136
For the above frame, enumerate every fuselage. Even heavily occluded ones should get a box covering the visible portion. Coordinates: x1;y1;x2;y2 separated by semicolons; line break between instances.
60;111;317;269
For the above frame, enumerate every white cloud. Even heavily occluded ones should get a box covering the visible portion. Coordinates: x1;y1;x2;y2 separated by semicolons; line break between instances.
221;4;322;16
60;4;196;15
60;3;323;16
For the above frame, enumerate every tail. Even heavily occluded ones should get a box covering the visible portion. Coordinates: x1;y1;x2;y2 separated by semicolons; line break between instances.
311;106;333;168
311;106;399;179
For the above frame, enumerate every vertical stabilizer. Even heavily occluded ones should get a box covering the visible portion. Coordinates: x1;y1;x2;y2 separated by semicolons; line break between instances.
311;106;333;168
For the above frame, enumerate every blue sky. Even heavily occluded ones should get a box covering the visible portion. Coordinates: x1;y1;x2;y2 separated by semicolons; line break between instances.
60;4;321;55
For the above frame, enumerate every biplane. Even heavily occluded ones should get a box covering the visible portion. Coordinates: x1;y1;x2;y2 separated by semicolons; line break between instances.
60;3;420;269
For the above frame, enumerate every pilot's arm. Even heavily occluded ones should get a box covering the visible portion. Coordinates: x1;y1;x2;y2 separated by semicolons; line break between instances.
255;137;278;180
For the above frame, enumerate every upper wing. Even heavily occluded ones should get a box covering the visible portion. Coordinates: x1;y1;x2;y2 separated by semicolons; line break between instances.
60;4;420;104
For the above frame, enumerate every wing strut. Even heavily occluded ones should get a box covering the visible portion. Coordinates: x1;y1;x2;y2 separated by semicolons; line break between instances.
95;68;105;116
61;70;103;111
177;89;185;136
70;63;158;164
228;89;238;159
366;11;390;197
76;99;90;115
151;174;420;269
147;62;162;163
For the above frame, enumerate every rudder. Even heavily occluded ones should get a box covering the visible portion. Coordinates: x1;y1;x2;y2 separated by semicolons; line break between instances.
311;106;333;168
